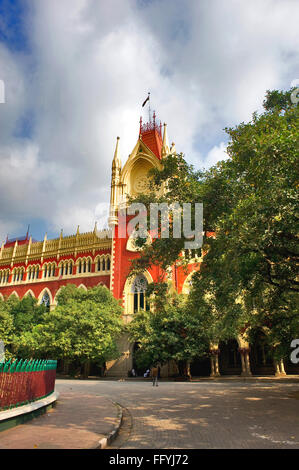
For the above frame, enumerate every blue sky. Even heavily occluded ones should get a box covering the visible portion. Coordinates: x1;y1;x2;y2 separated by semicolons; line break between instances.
0;0;298;243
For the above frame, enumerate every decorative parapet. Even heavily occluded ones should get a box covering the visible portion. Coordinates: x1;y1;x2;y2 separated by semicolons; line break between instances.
0;229;112;268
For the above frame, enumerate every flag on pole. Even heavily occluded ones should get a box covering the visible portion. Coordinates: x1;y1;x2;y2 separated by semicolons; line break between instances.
142;93;150;107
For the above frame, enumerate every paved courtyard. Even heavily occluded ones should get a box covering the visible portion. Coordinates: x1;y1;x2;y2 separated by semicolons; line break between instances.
55;379;299;449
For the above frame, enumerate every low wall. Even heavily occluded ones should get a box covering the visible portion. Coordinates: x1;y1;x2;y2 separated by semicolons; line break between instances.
0;391;59;432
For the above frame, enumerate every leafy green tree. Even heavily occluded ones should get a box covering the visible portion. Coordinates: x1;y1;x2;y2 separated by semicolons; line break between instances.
129;283;209;377
130;88;299;359
0;298;14;359
18;285;123;377
2;295;47;359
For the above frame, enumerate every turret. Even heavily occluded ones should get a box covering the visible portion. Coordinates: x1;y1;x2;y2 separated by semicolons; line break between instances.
162;123;170;158
109;137;122;227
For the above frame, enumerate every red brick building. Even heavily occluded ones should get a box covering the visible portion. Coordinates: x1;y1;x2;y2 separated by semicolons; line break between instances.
0;114;198;376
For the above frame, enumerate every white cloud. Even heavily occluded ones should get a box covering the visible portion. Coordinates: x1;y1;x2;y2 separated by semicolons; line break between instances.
0;0;299;241
204;142;229;169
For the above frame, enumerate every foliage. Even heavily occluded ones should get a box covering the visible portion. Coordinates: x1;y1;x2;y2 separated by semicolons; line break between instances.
129;89;299;358
17;285;124;366
129;283;209;375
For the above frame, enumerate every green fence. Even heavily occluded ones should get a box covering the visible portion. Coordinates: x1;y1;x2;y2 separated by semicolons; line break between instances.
0;359;57;410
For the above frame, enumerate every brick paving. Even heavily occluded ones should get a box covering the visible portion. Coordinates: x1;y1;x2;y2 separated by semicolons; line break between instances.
56;379;299;449
0;392;119;449
0;378;299;449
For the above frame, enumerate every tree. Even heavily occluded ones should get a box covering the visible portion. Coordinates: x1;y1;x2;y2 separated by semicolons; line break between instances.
18;285;123;377
1;295;48;359
129;88;299;358
0;298;14;360
128;283;209;378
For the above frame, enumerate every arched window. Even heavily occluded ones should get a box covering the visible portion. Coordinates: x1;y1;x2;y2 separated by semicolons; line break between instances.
78;261;82;274
36;267;39;279
83;261;86;273
102;259;106;271
52;265;56;277
97;259;101;271
132;275;148;313
40;291;50;309
107;257;111;271
65;263;68;275
87;260;91;272
69;263;73;275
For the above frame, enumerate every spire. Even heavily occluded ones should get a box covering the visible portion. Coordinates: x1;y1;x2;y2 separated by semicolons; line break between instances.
162;123;170;158
170;141;176;154
112;136;121;169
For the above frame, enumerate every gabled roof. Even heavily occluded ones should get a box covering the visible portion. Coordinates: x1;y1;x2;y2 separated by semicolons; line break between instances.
139;116;163;160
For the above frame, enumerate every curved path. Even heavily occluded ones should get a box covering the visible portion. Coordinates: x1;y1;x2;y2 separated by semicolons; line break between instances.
55;378;299;449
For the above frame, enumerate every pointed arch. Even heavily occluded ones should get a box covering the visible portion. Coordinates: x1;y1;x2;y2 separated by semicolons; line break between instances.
23;289;35;299
9;291;20;299
38;288;53;306
78;284;87;291
123;270;153;316
182;270;197;295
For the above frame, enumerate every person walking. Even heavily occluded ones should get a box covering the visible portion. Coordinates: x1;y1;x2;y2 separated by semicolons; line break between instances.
151;366;158;387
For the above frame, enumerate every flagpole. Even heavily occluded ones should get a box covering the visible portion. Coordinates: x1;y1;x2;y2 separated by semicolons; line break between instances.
148;92;151;122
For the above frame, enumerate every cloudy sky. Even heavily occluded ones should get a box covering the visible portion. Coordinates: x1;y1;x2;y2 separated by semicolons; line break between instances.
0;0;298;242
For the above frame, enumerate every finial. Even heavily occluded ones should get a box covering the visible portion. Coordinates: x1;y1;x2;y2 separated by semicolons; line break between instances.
112;136;121;168
162;123;170;157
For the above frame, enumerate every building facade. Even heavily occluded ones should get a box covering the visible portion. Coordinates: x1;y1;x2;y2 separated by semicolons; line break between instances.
0;114;297;377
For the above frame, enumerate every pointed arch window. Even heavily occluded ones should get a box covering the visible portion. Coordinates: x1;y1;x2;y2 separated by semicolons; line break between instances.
132;275;148;313
40;291;50;309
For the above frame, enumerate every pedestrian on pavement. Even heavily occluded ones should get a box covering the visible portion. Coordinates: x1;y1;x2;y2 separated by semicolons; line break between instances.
151;366;158;386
